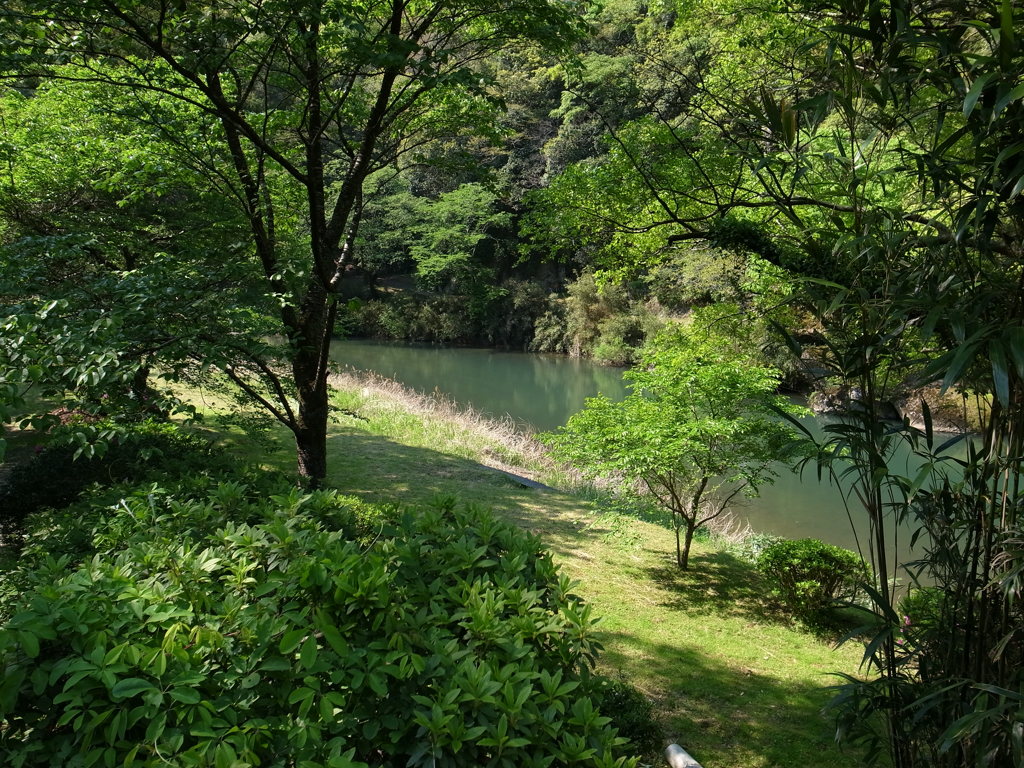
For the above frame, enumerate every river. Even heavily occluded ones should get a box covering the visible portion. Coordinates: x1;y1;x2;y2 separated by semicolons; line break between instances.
331;338;931;563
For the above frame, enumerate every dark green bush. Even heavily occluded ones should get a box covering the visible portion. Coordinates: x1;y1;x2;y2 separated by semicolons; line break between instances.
0;480;638;768
5;471;379;579
531;274;653;362
589;678;662;758
0;420;224;536
644;248;747;311
756;538;869;620
530;298;571;353
592;313;644;366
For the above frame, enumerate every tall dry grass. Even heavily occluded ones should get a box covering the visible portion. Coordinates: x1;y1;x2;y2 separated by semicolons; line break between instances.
328;369;554;478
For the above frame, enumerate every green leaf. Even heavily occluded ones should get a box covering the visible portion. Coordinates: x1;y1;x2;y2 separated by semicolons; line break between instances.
964;72;997;117
111;677;157;700
1005;327;1024;379
993;83;1024;117
279;628;306;655
259;658;291;672
989;339;1011;407
935;330;986;393
907;464;934;499
214;742;238;768
288;686;314;705
145;711;167;743
18;630;39;659
1000;0;1016;66
299;636;318;670
318;619;349;657
0;667;26;713
1010;172;1024;201
239;672;260;689
169;687;201;704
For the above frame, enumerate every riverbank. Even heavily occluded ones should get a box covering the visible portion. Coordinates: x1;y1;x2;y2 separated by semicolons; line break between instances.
312;372;866;768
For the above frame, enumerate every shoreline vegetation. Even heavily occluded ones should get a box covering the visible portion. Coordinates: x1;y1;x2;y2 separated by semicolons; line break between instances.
313;371;863;767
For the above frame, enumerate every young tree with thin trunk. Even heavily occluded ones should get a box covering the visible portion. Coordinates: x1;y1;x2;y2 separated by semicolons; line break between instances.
544;311;804;570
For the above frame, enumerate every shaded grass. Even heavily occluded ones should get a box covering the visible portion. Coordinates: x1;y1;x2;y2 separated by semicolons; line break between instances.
180;371;867;768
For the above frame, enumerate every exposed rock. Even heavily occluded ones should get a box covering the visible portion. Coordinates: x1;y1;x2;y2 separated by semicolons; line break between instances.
807;385;976;434
807;386;902;422
894;387;977;434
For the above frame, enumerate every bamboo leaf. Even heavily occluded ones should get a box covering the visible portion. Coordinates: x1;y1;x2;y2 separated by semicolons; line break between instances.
1000;0;1016;67
768;319;803;358
1009;172;1024;200
963;73;997;117
940;710;993;754
934;125;971;156
970;682;1024;701
860;583;901;625
993;84;1024;117
1005;327;1024;379
936;432;969;456
908;464;934;499
933;330;986;394
989;339;1011;407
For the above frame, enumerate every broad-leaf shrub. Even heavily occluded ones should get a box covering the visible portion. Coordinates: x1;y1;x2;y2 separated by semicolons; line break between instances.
0;480;637;767
756;538;869;620
0;419;224;536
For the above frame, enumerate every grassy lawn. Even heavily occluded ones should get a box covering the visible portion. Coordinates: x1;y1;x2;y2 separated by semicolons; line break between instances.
183;372;867;768
326;376;869;767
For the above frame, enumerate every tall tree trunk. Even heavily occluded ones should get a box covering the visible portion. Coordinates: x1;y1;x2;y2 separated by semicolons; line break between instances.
130;363;152;408
294;392;328;485
290;282;337;487
674;513;683;568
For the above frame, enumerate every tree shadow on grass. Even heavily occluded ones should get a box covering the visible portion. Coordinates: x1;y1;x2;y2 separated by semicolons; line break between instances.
324;427;615;557
599;631;859;768
642;550;878;645
640;549;790;626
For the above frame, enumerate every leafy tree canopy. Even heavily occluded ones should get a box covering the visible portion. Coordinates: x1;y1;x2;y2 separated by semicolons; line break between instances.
0;0;590;482
544;307;805;569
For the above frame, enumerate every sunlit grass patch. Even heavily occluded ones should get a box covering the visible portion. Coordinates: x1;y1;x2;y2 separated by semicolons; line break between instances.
320;371;866;768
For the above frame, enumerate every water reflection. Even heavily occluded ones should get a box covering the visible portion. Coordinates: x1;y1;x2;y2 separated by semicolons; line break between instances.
330;339;628;432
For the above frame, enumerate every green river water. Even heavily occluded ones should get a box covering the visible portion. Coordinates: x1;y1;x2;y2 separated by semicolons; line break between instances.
331;338;933;566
